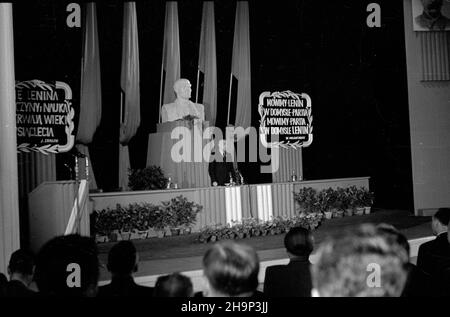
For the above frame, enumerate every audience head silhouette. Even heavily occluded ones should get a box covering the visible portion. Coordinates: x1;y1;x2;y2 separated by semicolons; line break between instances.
376;223;410;261
203;241;259;297
312;224;408;297
154;272;193;297
432;208;450;235
8;249;35;285
107;240;138;276
34;234;99;297
284;227;314;257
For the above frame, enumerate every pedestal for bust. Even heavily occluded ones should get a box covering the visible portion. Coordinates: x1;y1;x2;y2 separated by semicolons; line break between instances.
147;120;211;188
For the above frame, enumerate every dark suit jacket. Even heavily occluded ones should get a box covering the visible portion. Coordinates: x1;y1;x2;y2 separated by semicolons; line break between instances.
263;256;312;297
97;275;154;297
417;233;450;276
3;280;37;297
208;152;235;186
401;263;431;297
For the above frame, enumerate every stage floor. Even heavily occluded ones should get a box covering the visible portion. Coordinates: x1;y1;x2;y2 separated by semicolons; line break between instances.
98;209;432;280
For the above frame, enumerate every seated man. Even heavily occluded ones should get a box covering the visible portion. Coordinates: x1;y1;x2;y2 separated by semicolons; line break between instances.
4;249;36;297
202;241;261;297
417;208;450;276
161;79;205;123
153;272;194;297
98;240;154;297
264;227;313;297
312;224;408;297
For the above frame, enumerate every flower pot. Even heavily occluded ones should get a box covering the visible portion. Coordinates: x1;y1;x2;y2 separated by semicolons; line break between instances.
156;230;165;238
120;232;131;241
95;235;107;243
108;232;119;242
355;207;365;216
170;228;180;236
130;231;140;240
335;210;344;218
146;228;157;238
345;208;354;216
138;230;148;239
364;206;372;214
324;211;333;219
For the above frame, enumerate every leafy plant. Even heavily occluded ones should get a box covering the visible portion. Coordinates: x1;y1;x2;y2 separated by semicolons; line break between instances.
360;188;375;206
93;195;203;240
197;213;323;243
128;166;168;191
293;187;318;214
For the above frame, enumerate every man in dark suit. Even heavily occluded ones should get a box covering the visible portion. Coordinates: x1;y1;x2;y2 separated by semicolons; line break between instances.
208;139;235;186
98;241;154;297
264;227;313;297
417;208;450;275
4;249;36;297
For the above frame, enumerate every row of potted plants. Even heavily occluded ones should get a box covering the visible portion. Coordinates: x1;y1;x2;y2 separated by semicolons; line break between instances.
93;195;203;243
294;186;375;219
197;213;324;243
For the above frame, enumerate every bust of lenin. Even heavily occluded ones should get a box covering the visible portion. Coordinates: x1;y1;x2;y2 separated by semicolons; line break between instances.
161;79;205;123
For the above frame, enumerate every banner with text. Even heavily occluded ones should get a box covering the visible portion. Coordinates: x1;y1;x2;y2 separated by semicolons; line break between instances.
258;90;312;149
16;80;75;154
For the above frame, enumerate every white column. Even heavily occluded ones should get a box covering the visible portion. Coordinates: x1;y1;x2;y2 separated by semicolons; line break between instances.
0;3;20;273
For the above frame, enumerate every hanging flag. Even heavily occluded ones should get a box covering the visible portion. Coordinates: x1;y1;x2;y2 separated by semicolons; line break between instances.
77;2;102;189
197;1;217;125
119;2;140;191
159;1;181;121
228;1;251;130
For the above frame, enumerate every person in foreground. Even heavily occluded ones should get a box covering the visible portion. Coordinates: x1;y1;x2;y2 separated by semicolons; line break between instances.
376;223;431;297
202;241;262;297
416;208;450;295
34;234;99;297
264;227;313;297
311;224;408;297
3;249;36;297
153;272;194;297
98;240;154;297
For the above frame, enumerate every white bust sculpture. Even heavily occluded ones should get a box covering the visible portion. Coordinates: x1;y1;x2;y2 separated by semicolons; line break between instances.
161;78;205;123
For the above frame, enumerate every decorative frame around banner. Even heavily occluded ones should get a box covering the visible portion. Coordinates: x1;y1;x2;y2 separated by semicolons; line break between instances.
16;79;75;155
258;90;313;149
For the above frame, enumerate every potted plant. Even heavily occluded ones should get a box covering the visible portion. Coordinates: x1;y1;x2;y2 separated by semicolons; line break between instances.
152;206;167;238
317;189;333;219
162;195;202;235
294;187;318;214
354;188;365;215
128;166;168;191
343;187;355;216
362;189;375;214
333;188;346;217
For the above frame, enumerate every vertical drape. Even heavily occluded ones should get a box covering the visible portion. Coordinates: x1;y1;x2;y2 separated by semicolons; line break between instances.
197;1;217;125
230;1;251;130
160;1;180;119
119;2;140;191
77;2;102;189
0;3;20;274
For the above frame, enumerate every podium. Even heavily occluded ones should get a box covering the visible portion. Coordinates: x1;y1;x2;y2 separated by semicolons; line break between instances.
147;120;211;188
